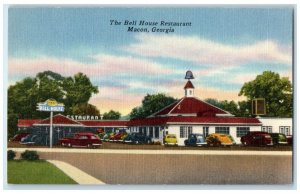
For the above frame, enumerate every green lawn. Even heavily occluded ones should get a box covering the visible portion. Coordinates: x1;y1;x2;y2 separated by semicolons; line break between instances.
8;160;77;184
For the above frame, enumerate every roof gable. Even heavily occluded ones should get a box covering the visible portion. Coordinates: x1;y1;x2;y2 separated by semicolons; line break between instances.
34;114;83;126
18;119;41;127
153;97;230;117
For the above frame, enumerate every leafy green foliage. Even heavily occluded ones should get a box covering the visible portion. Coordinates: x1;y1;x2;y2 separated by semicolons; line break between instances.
130;93;177;119
204;98;251;117
7;150;16;160
62;73;99;113
70;103;100;116
8;71;99;137
103;110;121;120
239;71;292;117
21;150;39;161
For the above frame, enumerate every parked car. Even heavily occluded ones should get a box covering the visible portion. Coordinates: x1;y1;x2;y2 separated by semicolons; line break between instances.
184;133;207;146
59;132;102;148
103;132;115;142
20;134;41;145
123;132;152;144
269;133;288;145
206;133;235;146
110;132;127;142
163;134;178;146
241;131;273;146
121;133;128;141
286;135;293;145
9;132;30;142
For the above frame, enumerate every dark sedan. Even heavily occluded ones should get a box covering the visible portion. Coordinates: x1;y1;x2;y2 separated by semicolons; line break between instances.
241;131;273;146
123;132;152;144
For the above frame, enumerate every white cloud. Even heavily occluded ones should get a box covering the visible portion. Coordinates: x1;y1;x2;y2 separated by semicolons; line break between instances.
124;34;292;67
8;54;171;78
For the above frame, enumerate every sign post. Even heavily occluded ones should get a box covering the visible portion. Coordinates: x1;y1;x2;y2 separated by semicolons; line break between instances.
37;99;64;148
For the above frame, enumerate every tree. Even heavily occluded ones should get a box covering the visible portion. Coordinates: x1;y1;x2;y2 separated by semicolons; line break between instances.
8;71;99;137
204;98;251;117
102;110;121;120
62;73;99;114
239;71;292;117
129;93;177;119
70;103;100;116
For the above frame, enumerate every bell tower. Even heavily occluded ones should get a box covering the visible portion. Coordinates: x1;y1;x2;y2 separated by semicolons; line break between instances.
184;70;195;97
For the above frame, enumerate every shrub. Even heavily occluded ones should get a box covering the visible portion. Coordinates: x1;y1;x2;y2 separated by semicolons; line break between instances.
21;150;39;161
7;150;16;160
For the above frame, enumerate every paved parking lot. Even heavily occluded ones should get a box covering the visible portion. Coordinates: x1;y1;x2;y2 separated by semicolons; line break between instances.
34;150;292;185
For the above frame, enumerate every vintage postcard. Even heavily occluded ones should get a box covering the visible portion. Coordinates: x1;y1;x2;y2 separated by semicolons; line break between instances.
5;5;294;187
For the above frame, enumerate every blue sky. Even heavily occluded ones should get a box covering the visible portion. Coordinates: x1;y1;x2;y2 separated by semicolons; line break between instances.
8;7;293;115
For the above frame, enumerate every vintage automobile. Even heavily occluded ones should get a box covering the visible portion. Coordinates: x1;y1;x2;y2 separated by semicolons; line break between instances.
59;132;102;148
110;132;127;142
286;135;293;145
241;131;273;146
123;132;152;144
163;134;178;146
269;133;288;145
9;132;30;142
206;133;235;146
184;133;207;146
102;132;115;142
121;133;128;141
20;134;41;145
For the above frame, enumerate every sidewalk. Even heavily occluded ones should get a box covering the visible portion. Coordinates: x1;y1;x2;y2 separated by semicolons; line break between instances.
9;147;293;156
47;160;105;185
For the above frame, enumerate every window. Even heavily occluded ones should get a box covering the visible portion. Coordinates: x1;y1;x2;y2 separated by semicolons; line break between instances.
139;127;142;134
180;126;193;138
279;126;290;135
79;136;88;139
149;127;153;138
203;126;209;138
143;127;147;135
262;126;272;133
155;127;159;138
236;127;250;137
215;127;230;134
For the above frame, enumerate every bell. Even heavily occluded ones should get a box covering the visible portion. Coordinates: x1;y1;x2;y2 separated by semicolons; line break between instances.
185;70;194;79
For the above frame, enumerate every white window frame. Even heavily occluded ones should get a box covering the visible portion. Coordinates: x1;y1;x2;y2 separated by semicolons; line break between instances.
236;127;250;137
180;126;193;138
279;126;290;135
215;126;230;134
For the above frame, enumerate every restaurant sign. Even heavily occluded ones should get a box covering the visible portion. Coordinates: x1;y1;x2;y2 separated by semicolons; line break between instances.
37;99;65;112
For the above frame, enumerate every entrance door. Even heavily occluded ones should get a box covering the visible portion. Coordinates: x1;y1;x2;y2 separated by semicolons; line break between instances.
203;126;209;138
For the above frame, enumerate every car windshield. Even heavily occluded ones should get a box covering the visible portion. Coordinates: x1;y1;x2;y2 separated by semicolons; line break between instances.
168;135;176;138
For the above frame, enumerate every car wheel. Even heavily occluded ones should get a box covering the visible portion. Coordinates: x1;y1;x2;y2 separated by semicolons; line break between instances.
147;139;151;144
61;142;65;147
244;141;249;146
87;144;92;148
68;143;72;148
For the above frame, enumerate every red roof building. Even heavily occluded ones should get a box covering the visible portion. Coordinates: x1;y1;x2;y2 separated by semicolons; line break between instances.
17;119;41;127
33;114;83;126
16;71;262;145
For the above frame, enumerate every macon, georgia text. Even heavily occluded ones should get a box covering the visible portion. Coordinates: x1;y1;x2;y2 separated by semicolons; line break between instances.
110;20;192;34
